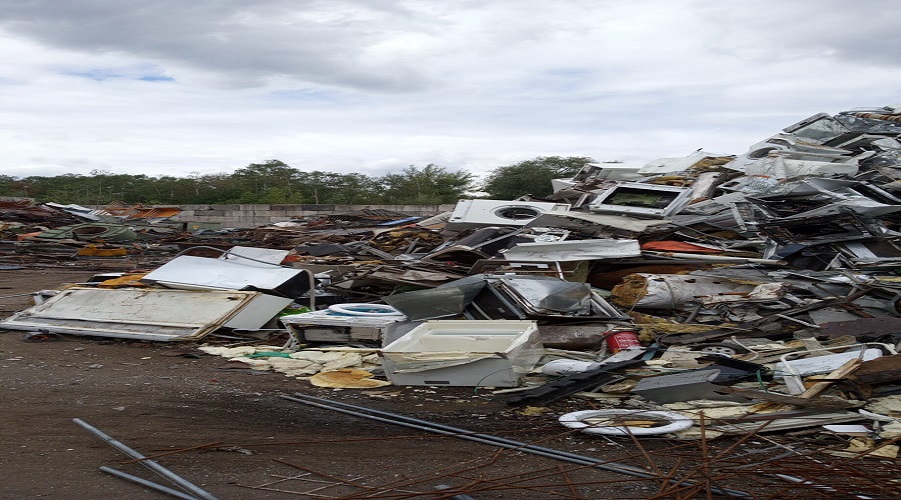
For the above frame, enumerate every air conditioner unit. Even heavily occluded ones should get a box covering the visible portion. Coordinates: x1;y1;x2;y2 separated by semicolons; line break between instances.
446;200;570;230
587;182;692;218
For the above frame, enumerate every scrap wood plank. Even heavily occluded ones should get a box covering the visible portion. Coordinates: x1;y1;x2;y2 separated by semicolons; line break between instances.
797;358;862;399
749;358;862;414
718;387;864;409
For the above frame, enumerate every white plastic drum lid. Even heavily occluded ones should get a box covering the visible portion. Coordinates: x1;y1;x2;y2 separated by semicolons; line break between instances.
558;409;693;436
327;303;404;317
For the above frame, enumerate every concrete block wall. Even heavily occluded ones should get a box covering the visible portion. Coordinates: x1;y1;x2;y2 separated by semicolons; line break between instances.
165;204;456;228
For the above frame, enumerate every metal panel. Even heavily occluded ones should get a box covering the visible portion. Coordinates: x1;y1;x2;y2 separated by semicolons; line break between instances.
223;293;293;329
0;287;267;341
219;246;290;266
500;239;641;261
140;255;310;298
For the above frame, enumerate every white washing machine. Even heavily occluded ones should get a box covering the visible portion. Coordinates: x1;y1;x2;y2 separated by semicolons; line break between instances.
446;199;571;229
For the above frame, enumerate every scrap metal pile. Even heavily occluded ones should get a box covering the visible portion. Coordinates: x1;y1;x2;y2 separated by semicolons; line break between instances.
0;200;188;262
2;105;901;461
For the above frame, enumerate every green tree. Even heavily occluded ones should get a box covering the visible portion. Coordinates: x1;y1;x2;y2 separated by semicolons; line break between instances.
335;173;381;204
482;156;594;200
6;159;481;206
296;171;381;204
195;173;245;204
15;176;48;199
232;160;302;202
378;164;473;204
0;175;17;196
297;171;344;204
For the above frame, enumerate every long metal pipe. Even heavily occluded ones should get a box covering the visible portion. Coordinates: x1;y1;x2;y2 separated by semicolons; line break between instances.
286;394;651;473
73;418;218;500
281;394;649;473
280;394;752;498
99;466;199;500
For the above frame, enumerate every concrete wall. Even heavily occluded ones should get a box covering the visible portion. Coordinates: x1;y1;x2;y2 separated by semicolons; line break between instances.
165;204;456;228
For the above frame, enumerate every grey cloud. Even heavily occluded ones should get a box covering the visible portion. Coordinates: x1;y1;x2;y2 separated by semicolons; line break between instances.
697;0;901;66
0;0;436;91
4;0;900;178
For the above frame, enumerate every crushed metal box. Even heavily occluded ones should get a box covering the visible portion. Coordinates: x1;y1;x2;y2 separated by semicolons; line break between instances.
379;320;543;387
280;309;407;344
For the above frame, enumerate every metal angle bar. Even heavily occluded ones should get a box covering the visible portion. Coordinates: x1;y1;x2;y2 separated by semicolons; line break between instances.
467;227;527;251
73;418;218;500
280;394;752;498
99;466;199;500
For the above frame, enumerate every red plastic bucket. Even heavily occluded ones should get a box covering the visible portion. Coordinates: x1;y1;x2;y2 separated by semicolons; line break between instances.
602;328;641;352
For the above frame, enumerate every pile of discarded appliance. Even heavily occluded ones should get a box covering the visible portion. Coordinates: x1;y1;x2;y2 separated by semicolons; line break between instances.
2;104;901;455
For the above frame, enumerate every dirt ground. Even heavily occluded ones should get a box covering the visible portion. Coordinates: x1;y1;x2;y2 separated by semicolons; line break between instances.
0;267;636;499
1;266;898;499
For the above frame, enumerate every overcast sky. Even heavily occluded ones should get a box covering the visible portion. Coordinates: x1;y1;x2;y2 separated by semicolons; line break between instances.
2;0;899;180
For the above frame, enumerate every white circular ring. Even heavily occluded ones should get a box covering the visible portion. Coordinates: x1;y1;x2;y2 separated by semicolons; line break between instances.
327;303;404;317
558;409;693;436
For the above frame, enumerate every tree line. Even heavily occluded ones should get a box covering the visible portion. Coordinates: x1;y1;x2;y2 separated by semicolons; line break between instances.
0;156;594;205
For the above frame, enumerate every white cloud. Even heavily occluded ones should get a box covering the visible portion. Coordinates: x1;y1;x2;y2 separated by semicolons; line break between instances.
1;0;899;178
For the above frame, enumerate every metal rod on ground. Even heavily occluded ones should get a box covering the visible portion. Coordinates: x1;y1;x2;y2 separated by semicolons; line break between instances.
288;394;676;476
280;394;753;498
282;395;647;477
287;393;649;473
72;418;218;500
98;466;200;500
